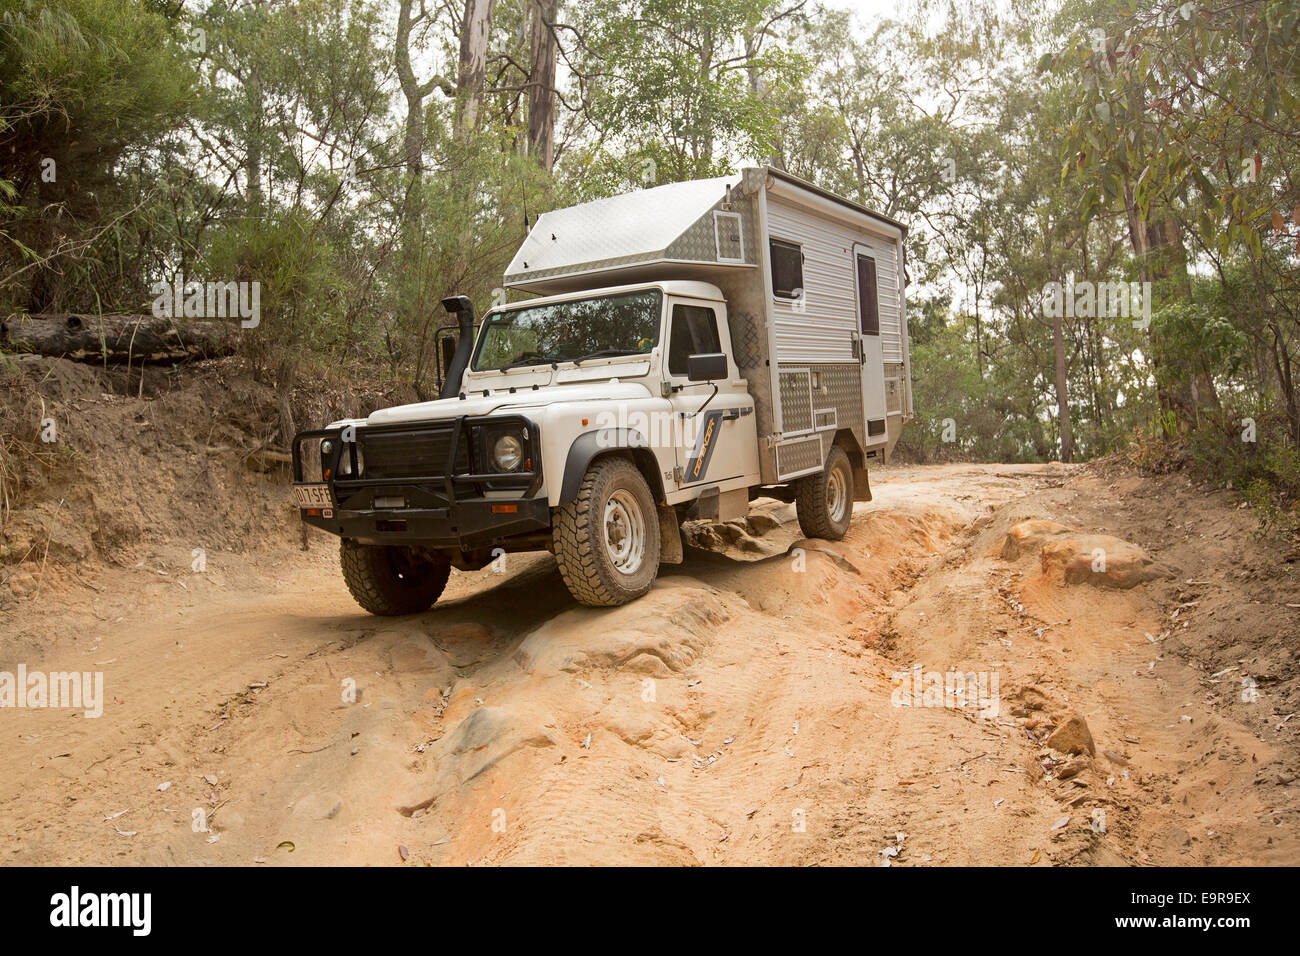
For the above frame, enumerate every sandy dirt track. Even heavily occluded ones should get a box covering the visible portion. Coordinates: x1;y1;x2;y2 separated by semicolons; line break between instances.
2;462;1297;866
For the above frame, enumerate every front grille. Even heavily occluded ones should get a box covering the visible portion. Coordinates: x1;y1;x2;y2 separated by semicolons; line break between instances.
359;426;472;480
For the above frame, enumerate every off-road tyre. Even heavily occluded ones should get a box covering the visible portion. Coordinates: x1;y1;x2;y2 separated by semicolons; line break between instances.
339;540;451;616
553;457;661;607
795;445;854;540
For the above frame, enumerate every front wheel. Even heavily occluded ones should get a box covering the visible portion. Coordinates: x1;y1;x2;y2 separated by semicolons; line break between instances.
552;457;661;607
795;445;854;540
339;540;451;616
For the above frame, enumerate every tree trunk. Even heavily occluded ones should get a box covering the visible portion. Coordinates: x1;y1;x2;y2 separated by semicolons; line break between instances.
1123;188;1220;430
1;313;239;363
525;0;559;169
1053;309;1074;463
1268;318;1300;448
395;0;429;266
274;359;297;450
245;72;264;213
456;0;495;139
697;30;715;171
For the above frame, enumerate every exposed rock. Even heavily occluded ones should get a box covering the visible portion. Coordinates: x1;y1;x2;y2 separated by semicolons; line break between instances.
1057;755;1091;780
1000;520;1171;589
1041;534;1169;589
745;513;783;535
605;713;656;746
435;622;494;643
999;520;1074;560
1046;715;1096;756
514;588;727;676
442;706;558;785
388;637;449;673
621;652;671;676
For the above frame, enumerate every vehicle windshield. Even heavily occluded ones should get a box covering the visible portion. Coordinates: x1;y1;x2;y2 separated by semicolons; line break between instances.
471;289;662;372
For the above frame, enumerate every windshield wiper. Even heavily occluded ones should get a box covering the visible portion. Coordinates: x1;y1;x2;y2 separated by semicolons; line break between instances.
571;348;642;366
494;351;557;372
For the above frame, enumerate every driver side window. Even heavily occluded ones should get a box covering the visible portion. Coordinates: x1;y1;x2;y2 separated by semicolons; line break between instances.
668;304;722;377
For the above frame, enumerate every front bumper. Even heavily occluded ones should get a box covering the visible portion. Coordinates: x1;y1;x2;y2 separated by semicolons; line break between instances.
292;415;549;548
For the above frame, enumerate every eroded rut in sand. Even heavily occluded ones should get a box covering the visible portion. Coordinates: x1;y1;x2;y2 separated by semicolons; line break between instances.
2;463;1296;865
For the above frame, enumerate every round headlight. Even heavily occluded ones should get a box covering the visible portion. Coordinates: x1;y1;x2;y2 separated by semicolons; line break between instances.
492;434;524;472
320;439;335;457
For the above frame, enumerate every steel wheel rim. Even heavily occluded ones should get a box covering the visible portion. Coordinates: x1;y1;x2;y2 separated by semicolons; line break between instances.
827;466;848;522
604;489;646;575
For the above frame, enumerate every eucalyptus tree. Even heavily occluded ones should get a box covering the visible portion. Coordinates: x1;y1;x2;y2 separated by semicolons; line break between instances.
560;0;810;187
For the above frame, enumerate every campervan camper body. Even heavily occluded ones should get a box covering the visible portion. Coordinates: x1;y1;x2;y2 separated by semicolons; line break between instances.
504;165;913;477
292;167;913;610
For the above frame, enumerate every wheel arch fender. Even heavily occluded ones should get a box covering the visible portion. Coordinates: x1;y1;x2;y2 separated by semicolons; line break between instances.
559;428;665;505
832;428;872;502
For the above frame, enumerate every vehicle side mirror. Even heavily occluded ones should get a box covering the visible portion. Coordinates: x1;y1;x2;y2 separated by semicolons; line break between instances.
687;352;728;382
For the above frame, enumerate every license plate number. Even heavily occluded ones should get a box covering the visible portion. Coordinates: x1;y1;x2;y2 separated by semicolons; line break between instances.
293;483;332;509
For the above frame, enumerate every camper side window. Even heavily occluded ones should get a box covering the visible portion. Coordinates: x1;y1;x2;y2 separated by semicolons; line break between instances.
668;304;722;377
769;239;804;299
856;253;880;335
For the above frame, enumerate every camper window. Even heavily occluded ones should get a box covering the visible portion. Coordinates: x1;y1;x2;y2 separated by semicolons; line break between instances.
769;238;804;299
856;253;880;335
714;211;745;263
668;304;722;377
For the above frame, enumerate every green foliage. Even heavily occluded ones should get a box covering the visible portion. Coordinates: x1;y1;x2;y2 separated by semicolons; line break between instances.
1240;441;1300;536
1056;0;1300;256
900;312;1058;463
1148;300;1248;390
0;0;197;311
563;0;810;184
199;212;344;359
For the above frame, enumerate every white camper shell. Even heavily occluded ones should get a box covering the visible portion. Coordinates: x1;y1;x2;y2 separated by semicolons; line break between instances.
504;165;914;478
293;166;913;611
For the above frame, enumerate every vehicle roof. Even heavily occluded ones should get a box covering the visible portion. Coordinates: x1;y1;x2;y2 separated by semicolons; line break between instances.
491;279;726;312
763;166;907;235
504;176;740;283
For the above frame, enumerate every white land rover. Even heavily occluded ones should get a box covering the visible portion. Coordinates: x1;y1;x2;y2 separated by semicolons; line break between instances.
292;167;912;612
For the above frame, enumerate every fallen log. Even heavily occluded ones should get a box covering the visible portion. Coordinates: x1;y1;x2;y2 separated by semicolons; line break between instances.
0;313;240;364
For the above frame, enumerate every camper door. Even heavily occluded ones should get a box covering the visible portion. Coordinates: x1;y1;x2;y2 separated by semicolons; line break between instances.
853;243;888;438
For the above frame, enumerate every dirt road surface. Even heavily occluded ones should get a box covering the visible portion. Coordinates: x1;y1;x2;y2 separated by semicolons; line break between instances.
3;462;1297;865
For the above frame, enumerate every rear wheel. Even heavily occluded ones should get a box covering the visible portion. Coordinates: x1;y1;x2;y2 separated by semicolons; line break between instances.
339;540;451;616
795;445;854;540
553;457;661;606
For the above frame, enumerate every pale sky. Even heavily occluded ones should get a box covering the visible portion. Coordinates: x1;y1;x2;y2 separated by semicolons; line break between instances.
826;0;908;27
